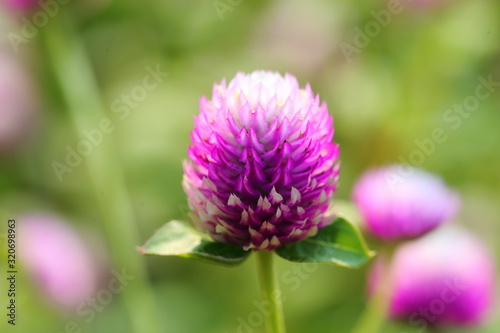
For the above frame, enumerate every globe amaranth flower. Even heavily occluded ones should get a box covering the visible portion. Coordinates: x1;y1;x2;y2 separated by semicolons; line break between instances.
369;226;496;327
183;71;339;251
352;165;459;241
19;214;101;309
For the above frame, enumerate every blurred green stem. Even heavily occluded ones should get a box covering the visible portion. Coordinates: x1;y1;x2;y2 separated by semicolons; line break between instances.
42;17;161;333
350;244;398;333
256;251;287;333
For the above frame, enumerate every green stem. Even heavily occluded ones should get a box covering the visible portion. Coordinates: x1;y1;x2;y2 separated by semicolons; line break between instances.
256;251;287;333
41;17;161;333
350;244;398;333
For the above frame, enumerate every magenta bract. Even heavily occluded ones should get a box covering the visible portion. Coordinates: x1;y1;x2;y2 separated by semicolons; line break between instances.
183;71;339;250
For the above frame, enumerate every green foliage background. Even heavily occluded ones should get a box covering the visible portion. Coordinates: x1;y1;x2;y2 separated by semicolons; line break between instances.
0;0;499;332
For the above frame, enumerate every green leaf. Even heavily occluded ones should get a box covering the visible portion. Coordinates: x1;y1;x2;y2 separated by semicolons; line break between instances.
275;217;374;268
138;220;251;266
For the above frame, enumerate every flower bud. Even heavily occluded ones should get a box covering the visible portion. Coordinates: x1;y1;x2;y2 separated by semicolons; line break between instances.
353;165;459;241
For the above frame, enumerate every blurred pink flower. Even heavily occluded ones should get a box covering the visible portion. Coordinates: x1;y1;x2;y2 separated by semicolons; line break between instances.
369;226;496;328
0;51;37;153
353;165;459;241
19;214;100;309
3;0;38;11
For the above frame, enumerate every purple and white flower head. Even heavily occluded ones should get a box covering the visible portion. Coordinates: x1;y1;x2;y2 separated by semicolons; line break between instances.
19;214;100;310
183;71;339;251
369;226;496;327
353;165;459;241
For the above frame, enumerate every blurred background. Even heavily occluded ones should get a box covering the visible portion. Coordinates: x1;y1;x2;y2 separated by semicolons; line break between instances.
0;0;499;332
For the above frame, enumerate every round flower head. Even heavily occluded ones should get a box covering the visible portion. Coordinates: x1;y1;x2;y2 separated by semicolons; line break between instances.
369;226;496;327
353;165;459;241
19;214;99;309
183;71;339;250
